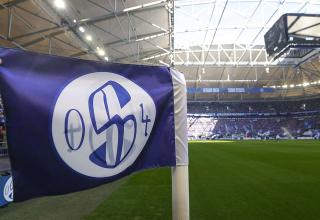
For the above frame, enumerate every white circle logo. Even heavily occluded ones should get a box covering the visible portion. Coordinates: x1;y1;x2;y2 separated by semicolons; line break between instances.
52;72;156;177
3;177;13;202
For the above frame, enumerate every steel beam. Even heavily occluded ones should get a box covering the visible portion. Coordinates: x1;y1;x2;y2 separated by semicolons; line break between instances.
168;0;174;67
70;51;87;58
78;4;164;26
15;5;59;26
116;48;169;62
0;33;26;49
174;61;279;67
7;8;13;38
10;2;166;46
0;0;28;10
103;31;166;48
10;26;62;40
22;30;65;47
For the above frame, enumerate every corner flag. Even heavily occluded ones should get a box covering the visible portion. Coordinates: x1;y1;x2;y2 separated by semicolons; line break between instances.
0;48;188;208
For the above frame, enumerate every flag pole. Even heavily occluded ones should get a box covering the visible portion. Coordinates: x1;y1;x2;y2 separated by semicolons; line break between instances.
172;165;189;220
169;0;189;211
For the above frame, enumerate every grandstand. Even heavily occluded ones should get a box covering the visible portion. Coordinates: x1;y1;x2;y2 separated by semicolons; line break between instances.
187;98;320;140
1;0;320;220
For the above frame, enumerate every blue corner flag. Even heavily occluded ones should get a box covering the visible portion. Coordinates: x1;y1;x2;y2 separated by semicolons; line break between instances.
0;48;188;202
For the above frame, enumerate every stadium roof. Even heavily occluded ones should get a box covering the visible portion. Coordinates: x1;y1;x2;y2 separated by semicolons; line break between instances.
175;0;320;46
0;0;320;100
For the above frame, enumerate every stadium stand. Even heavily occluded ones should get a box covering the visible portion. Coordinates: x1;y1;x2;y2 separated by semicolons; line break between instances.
188;98;320;114
187;98;320;140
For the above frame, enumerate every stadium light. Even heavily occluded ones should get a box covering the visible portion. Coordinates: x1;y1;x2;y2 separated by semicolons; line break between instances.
104;57;109;61
85;35;92;42
79;26;85;33
290;84;295;88
303;82;310;87
282;85;288;89
97;48;105;56
73;19;77;23
54;0;66;9
265;67;270;73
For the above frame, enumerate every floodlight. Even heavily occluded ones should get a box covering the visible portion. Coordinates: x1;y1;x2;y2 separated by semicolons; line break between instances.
79;26;85;33
303;82;310;87
85;35;92;41
265;67;270;73
54;0;66;9
97;48;105;56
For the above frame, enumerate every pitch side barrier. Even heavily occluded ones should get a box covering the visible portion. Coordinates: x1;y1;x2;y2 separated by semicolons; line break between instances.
0;146;8;157
193;137;317;141
188;110;320;119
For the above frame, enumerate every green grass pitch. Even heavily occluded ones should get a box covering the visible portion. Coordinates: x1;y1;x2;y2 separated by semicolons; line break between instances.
1;140;320;220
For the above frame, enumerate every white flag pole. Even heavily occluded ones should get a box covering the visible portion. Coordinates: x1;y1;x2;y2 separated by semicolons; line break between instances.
171;68;189;220
168;3;189;217
172;165;189;220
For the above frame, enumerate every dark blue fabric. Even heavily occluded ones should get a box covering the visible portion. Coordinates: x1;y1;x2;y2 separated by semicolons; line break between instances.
0;48;176;201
